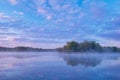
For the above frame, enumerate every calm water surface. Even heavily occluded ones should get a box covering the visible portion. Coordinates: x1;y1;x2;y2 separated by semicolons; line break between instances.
0;52;120;80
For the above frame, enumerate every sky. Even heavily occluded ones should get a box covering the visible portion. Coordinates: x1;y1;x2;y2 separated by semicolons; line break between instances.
0;0;120;49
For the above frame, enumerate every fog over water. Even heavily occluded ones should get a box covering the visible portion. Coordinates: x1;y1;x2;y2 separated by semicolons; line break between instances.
0;52;120;80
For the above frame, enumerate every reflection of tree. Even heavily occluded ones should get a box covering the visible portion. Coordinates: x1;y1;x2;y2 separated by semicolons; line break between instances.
62;55;101;67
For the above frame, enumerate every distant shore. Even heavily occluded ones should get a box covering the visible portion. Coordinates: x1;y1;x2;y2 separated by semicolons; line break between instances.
0;41;120;53
0;46;56;52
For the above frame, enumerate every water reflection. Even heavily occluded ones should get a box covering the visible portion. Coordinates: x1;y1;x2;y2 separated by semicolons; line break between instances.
0;52;119;80
61;53;120;67
62;55;101;67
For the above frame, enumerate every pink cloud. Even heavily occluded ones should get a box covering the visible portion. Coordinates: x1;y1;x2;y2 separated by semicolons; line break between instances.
9;0;18;5
0;13;11;19
37;7;47;15
37;7;52;20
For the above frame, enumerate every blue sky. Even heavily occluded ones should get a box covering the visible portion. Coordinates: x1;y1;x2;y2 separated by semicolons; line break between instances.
0;0;120;48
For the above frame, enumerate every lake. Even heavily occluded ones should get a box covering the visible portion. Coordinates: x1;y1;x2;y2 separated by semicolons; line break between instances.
0;52;120;80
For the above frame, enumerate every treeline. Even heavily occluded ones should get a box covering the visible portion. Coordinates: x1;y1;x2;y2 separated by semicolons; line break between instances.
58;41;120;52
0;46;43;52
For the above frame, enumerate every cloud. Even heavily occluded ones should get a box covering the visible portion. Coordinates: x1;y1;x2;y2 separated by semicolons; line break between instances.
111;16;120;26
33;0;46;6
13;11;24;15
8;0;18;5
37;7;52;20
37;7;47;15
46;15;52;20
98;30;120;41
0;12;21;22
0;13;11;20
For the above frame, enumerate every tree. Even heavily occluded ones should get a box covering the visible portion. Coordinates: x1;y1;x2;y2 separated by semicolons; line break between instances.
62;41;103;52
63;41;80;51
111;47;118;52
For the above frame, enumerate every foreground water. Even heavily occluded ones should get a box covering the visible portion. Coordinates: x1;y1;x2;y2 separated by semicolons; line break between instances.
0;52;120;80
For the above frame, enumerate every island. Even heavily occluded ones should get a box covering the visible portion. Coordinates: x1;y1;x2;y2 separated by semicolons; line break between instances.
58;41;120;53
